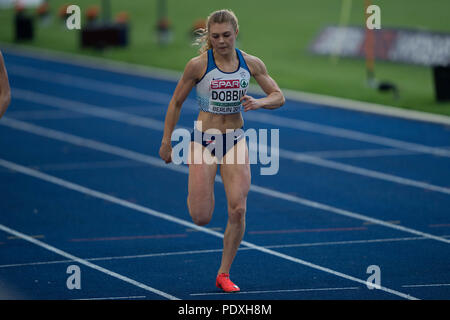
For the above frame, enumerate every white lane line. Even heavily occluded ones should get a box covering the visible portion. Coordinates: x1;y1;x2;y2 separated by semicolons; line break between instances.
402;284;450;288
8;90;450;195
5;110;90;120
190;287;360;296
266;235;450;249
0;116;189;175
250;183;450;244
244;112;450;158
299;148;422;159
12;89;166;131
278;149;450;195
10;88;186;130
3;234;450;270
31;160;146;172
279;87;450;126
10;66;450;158
0;224;179;300
5;47;450;125
8;64;172;105
0;249;226;269
74;295;147;300
5;96;450;193
5;105;166;120
2;117;449;244
0;158;418;300
2;44;184;82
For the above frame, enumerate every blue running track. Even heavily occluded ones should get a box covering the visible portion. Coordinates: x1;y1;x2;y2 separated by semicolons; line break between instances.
0;46;449;300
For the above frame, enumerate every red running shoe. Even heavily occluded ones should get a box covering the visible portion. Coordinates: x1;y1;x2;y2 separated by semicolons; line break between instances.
216;273;240;293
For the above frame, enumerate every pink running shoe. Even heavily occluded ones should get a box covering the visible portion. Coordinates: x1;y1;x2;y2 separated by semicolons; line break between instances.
216;273;240;293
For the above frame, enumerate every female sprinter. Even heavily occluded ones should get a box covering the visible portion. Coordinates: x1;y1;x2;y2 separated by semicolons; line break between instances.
159;9;284;293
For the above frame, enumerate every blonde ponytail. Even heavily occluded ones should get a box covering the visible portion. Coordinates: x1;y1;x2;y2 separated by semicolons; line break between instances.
193;9;239;54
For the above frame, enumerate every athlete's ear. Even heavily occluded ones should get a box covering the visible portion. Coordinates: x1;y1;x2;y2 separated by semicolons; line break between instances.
235;28;239;38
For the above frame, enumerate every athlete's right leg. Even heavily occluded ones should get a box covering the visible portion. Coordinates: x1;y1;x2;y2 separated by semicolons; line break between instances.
187;141;217;226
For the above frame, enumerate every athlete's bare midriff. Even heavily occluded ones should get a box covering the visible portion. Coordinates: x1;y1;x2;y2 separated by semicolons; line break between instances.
196;110;244;132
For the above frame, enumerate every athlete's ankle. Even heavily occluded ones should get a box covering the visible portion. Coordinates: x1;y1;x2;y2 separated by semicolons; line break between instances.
217;269;230;275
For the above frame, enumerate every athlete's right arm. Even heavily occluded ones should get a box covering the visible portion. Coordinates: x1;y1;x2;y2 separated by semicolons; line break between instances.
159;56;204;163
0;51;11;119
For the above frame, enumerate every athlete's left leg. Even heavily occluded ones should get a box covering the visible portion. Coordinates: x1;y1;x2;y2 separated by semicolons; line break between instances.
218;138;251;276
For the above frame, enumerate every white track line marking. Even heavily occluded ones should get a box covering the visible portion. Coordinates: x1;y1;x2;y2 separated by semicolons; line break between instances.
402;284;450;288
0;224;179;300
6;106;166;120
0;249;226;269
2;234;450;270
266;235;450;249
5;46;450;125
8;65;172;105
10;67;450;157
5;110;90;120
8;90;450;195
244;112;450;158
1;117;449;244
12;89;166;131
190;287;360;296
30;160;146;172
74;295;147;300
251;183;450;244
279;87;450;126
0;159;418;300
278;149;450;195
299;148;424;159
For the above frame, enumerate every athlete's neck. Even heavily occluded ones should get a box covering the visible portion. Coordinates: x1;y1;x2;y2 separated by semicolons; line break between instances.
212;48;238;73
213;48;237;64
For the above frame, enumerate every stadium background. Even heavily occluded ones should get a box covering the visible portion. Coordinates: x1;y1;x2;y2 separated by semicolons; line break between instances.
1;0;450;302
1;0;449;116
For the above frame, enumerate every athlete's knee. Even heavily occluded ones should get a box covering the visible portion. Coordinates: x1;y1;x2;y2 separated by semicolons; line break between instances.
228;204;246;223
187;197;213;226
190;211;212;226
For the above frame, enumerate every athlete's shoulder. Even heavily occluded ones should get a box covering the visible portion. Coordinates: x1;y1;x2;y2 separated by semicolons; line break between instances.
239;50;267;76
184;52;208;81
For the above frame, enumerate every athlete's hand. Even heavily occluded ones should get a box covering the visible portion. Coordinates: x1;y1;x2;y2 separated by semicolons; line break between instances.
159;142;172;164
241;95;263;112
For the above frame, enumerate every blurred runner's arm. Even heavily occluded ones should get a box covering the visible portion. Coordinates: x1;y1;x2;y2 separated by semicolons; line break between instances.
0;51;11;119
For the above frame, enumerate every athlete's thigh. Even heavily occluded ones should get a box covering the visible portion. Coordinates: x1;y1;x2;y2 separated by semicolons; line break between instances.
188;141;218;205
220;140;251;207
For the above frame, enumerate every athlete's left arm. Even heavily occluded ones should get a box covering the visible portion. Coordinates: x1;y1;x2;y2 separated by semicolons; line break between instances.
240;55;285;112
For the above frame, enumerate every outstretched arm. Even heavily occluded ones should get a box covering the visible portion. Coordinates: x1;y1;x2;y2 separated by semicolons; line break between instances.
240;54;285;112
159;56;203;163
0;51;11;119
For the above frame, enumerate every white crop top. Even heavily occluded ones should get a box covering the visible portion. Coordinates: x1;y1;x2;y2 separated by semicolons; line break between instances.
196;48;251;115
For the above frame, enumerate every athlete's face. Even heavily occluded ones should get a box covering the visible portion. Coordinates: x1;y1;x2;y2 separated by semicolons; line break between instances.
209;22;238;55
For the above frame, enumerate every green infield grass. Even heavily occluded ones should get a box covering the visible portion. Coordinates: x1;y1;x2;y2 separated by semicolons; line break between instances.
1;0;449;116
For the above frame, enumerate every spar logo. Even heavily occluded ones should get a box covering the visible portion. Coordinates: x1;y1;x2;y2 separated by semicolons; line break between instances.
211;79;240;90
240;79;248;88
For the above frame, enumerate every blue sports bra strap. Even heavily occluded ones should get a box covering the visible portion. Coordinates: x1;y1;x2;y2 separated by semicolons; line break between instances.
206;49;216;73
236;49;250;74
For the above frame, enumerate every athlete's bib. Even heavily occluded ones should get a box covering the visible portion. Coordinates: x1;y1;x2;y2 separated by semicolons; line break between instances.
196;49;251;115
